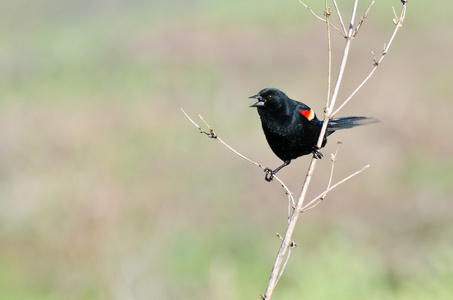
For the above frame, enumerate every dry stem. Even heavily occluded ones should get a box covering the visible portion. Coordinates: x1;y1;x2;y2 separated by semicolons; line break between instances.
182;1;407;299
322;141;342;200
332;2;406;117
332;0;347;35
181;108;296;207
301;164;370;212
298;0;344;36
261;1;407;299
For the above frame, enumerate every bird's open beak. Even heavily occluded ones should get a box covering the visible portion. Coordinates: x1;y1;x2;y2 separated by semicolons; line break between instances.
249;94;265;107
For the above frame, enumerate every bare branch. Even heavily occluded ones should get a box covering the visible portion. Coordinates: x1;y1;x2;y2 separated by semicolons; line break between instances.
262;2;409;299
276;241;296;282
332;0;347;36
181;108;211;136
298;0;345;36
325;0;358;119
182;108;295;207
301;164;370;212
183;108;258;165
262;158;317;300
322;141;342;200
185;1;408;299
348;0;359;36
263;1;346;296
352;1;375;38
332;2;407;117
325;0;333;108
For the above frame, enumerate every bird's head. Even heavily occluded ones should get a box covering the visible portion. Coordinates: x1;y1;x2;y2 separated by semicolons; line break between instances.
249;88;287;109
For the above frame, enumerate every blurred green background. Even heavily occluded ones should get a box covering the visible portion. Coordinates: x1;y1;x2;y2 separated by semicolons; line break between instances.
0;0;452;299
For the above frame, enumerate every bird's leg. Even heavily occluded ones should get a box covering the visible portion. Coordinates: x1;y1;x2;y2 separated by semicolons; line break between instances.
264;160;291;182
312;146;323;159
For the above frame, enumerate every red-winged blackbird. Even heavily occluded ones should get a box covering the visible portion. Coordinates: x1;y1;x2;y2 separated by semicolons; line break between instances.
250;88;377;182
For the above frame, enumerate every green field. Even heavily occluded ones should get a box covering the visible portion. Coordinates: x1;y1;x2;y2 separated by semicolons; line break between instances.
0;0;452;299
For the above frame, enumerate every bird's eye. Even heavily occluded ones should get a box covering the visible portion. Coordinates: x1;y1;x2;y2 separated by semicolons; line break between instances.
267;95;273;100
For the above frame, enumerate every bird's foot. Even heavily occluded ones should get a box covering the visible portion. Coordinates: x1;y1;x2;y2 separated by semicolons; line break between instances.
312;146;323;159
264;168;274;182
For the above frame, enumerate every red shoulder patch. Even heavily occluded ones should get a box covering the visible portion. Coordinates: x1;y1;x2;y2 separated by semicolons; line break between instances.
299;109;314;120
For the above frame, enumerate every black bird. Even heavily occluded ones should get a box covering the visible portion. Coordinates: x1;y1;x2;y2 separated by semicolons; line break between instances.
249;88;377;182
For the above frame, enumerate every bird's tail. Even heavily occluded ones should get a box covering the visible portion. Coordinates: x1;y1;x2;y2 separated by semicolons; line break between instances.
327;117;378;132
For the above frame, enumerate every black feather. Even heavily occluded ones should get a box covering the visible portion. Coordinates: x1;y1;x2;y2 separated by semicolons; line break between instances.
328;117;378;132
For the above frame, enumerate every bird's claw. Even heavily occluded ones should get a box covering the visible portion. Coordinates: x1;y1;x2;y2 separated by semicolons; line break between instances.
312;146;323;159
264;168;274;182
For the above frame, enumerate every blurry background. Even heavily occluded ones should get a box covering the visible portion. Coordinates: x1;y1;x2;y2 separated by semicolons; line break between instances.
0;0;452;299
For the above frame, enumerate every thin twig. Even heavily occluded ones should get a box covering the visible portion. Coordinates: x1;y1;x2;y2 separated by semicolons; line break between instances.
298;0;345;36
332;2;407;117
276;241;296;282
322;141;342;200
325;0;332;108
182;108;296;207
183;108;260;167
326;0;358;118
298;0;326;22
353;1;375;38
301;164;370;212
332;0;347;36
